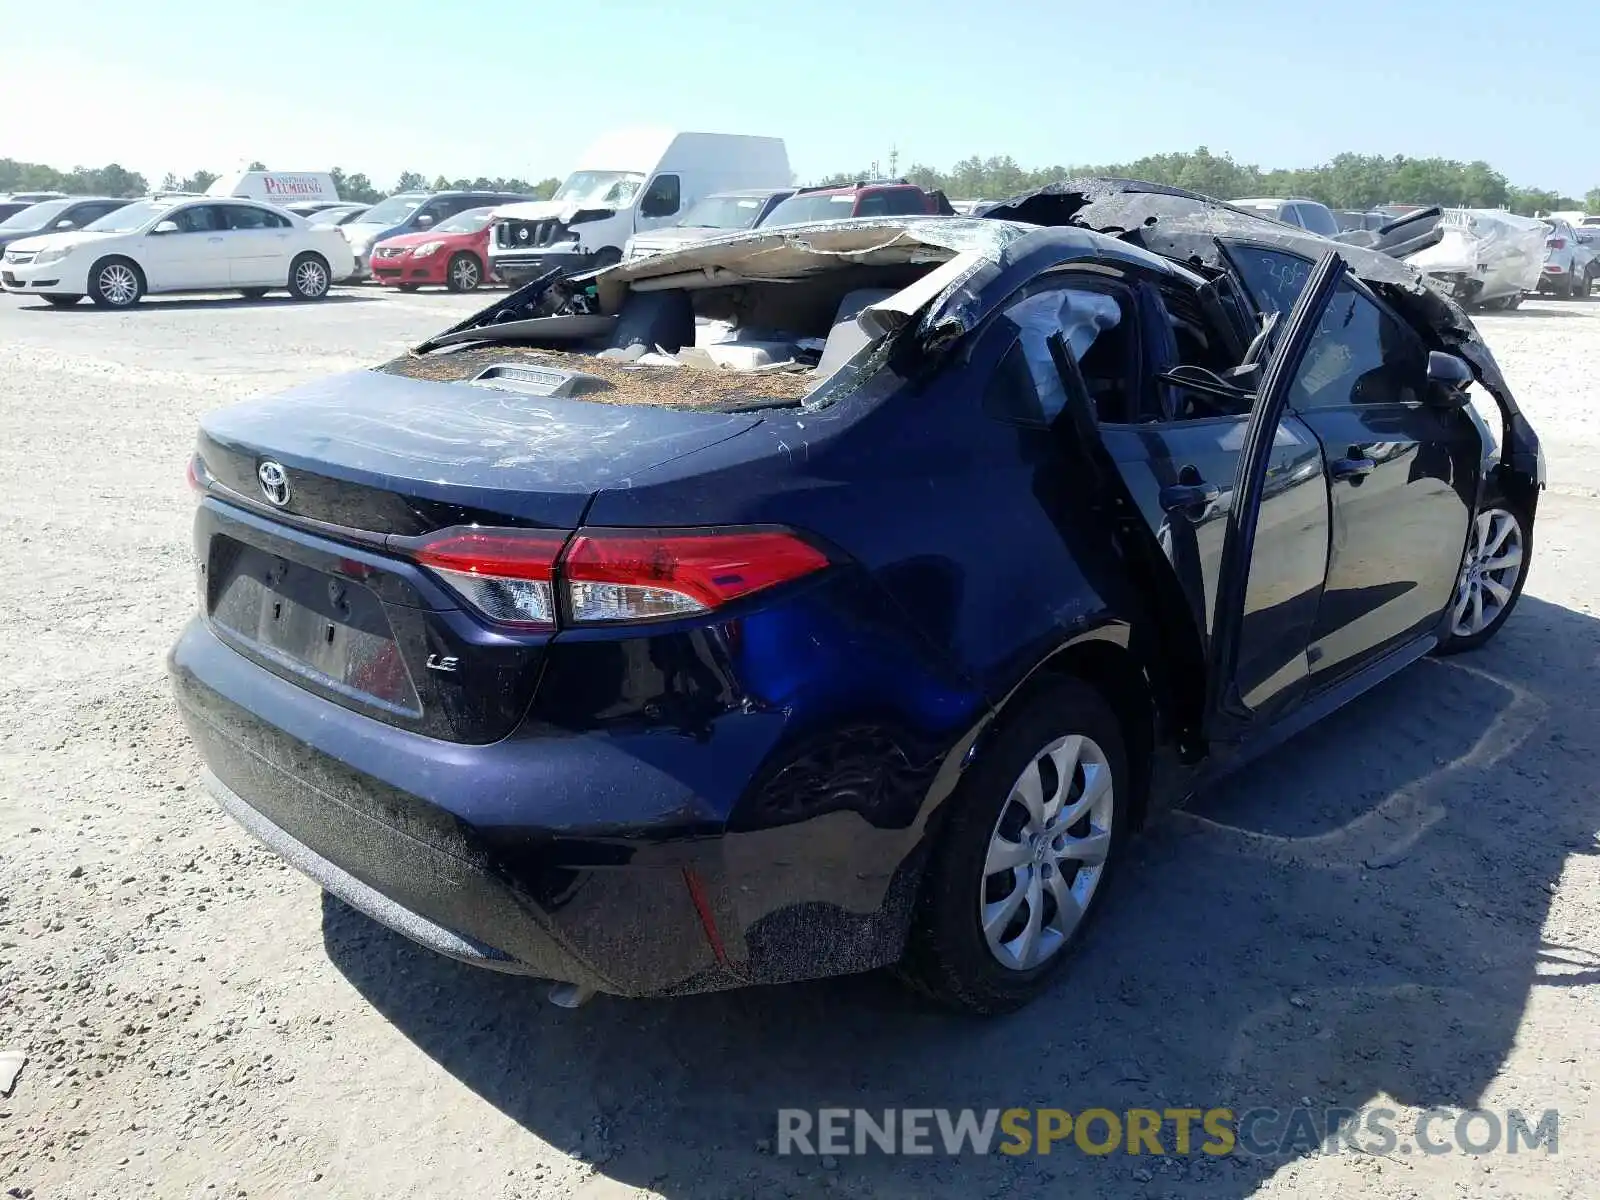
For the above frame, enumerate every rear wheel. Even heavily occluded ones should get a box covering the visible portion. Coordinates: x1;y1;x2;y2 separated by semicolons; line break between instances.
287;253;330;301
898;679;1128;1014
1576;267;1592;300
88;258;143;308
446;252;483;292
1437;505;1532;654
43;294;83;307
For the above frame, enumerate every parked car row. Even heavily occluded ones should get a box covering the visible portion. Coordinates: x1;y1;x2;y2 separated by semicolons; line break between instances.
1237;192;1600;307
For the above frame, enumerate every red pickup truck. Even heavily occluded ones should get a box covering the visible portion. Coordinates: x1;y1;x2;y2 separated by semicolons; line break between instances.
761;179;955;226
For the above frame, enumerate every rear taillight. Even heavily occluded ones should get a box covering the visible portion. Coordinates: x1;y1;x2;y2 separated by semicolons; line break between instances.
411;527;566;628
1548;238;1567;250
563;528;830;623
404;525;829;628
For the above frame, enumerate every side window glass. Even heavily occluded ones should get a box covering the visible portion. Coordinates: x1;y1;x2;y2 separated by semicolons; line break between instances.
981;339;1044;424
1227;245;1315;318
1290;281;1427;410
878;189;927;216
170;206;219;233
984;288;1124;425
639;175;681;218
855;192;889;217
223;206;271;230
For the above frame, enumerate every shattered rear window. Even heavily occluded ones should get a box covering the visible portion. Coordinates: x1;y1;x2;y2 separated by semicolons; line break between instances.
376;346;813;411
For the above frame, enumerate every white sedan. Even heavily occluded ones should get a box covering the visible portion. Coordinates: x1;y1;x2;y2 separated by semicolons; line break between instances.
0;196;357;308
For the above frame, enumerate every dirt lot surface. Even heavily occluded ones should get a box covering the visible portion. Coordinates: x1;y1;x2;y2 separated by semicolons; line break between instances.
1;286;1596;1199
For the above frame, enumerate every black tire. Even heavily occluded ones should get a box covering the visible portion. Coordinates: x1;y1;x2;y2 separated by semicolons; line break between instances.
1436;503;1533;655
589;246;622;271
43;294;83;307
445;252;483;292
287;253;331;301
1558;273;1576;299
88;257;144;308
898;678;1130;1014
1577;268;1592;300
238;288;269;300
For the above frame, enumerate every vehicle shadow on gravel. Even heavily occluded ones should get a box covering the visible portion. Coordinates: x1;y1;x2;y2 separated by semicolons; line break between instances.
323;594;1599;1199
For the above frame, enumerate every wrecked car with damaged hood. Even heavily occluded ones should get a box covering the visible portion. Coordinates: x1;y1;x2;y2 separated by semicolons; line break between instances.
170;182;1543;1014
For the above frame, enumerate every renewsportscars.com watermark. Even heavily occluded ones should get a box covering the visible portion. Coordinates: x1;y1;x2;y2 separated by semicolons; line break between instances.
776;1106;1559;1158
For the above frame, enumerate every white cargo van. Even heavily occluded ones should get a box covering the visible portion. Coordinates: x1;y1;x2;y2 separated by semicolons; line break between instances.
488;129;789;285
207;171;340;206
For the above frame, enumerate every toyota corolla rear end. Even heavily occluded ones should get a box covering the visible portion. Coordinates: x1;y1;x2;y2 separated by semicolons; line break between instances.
169;320;988;998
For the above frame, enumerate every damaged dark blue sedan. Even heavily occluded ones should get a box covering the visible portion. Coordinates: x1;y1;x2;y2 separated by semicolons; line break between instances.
170;180;1543;1014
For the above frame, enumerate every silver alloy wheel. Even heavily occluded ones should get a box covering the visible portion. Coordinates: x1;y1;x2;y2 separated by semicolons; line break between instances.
98;263;139;306
1452;507;1523;638
451;256;480;289
980;733;1114;971
294;259;329;297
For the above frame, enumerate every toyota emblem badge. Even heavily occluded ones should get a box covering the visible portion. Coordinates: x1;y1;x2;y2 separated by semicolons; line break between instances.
257;460;291;507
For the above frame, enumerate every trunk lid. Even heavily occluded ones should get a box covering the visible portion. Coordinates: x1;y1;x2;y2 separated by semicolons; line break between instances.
194;368;760;743
198;367;761;532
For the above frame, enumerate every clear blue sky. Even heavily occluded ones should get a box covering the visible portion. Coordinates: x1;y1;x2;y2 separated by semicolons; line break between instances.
8;0;1597;195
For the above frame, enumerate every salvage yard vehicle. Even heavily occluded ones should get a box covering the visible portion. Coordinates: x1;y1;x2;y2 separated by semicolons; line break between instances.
1404;209;1546;309
369;205;497;292
1230;196;1342;237
759;178;955;227
489;129;791;285
623;187;795;261
1535;218;1596;298
170;179;1542;1014
1;195;356;307
342;189;532;280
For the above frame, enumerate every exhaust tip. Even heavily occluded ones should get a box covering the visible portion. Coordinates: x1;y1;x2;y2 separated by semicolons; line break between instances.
547;981;596;1009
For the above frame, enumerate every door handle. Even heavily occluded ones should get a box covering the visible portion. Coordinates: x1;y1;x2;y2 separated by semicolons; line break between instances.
1330;452;1376;481
1159;481;1221;512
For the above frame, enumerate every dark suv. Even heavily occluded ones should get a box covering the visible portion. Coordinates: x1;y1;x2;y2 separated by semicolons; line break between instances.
0;196;132;253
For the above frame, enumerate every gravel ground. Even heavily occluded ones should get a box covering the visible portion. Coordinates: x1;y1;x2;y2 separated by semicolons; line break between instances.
0;287;1596;1199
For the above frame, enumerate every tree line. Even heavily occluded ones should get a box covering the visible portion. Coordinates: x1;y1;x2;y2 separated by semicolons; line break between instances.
834;148;1600;215
0;159;561;204
5;149;1597;216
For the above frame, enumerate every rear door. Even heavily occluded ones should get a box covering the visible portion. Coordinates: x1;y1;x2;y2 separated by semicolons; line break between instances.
221;203;295;285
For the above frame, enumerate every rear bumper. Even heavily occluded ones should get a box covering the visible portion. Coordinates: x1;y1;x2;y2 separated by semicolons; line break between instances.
171;602;961;996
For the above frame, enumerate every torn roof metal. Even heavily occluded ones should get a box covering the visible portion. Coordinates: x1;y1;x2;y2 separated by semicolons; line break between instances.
592;216;1033;309
976;177;1524;419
